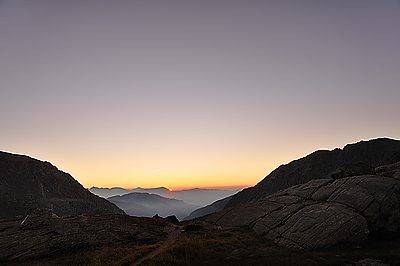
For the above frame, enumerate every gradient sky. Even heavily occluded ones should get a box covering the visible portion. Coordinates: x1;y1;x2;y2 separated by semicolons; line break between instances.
1;0;399;189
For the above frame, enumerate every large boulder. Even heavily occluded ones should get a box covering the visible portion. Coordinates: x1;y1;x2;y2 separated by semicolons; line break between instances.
208;162;400;249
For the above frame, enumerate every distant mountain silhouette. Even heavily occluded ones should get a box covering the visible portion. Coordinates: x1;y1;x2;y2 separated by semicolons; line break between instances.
170;188;239;206
226;137;400;209
91;187;240;207
90;187;170;198
108;192;199;220
0;151;124;219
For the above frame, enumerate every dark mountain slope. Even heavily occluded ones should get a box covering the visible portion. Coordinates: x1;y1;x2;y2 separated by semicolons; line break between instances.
183;195;233;221
0;151;124;219
226;138;400;208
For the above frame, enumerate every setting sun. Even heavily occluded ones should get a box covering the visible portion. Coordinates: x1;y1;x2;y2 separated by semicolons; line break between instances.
1;0;400;264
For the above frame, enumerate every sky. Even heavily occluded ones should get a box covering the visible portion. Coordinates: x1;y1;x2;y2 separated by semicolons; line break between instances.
1;0;399;190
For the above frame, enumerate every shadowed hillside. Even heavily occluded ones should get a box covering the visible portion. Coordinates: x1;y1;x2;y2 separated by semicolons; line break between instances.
0;151;124;219
183;195;233;221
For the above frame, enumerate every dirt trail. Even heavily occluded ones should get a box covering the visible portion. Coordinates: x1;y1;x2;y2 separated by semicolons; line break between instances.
132;225;182;265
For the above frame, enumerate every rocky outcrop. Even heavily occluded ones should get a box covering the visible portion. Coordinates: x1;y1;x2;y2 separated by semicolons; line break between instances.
0;151;124;219
331;163;375;179
226;138;400;209
0;209;171;263
208;162;400;249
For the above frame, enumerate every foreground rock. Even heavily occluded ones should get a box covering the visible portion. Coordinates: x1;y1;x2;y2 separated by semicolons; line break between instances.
0;208;171;264
343;259;391;266
208;162;400;249
0;151;124;219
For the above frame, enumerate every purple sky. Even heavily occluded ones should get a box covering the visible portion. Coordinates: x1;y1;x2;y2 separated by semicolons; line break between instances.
1;0;399;189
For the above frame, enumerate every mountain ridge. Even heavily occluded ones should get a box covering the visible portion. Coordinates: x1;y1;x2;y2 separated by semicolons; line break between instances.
226;137;400;209
0;151;124;219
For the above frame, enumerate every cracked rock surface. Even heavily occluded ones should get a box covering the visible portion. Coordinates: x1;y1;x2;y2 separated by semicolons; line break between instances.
208;162;400;250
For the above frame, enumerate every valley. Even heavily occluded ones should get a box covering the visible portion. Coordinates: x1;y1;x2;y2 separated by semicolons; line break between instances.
1;138;400;265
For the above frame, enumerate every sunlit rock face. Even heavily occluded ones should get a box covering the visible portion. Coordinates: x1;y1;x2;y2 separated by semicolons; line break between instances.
226;138;400;209
0;151;124;219
208;162;400;250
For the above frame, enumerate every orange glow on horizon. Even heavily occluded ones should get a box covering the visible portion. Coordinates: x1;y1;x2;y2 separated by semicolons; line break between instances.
168;188;173;192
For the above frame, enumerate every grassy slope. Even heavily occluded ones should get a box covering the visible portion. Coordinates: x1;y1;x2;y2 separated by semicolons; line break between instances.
141;224;400;266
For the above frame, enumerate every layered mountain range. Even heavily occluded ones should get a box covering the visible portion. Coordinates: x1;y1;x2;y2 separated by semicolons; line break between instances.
90;186;239;207
108;192;199;220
